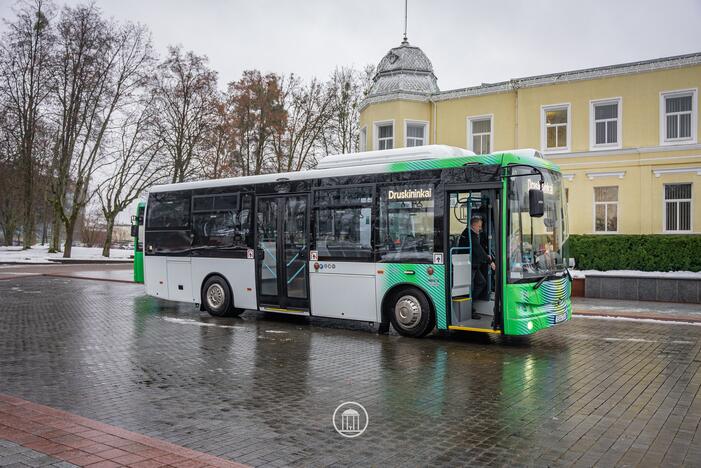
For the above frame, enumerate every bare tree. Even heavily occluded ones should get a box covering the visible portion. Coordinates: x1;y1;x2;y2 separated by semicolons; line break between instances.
98;98;167;257
324;65;374;155
271;74;334;172
152;46;217;183
198;94;237;179
0;0;54;249
48;4;153;257
79;206;104;248
226;70;287;175
0;103;21;245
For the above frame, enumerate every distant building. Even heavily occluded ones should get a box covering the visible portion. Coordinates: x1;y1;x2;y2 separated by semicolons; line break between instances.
359;38;701;235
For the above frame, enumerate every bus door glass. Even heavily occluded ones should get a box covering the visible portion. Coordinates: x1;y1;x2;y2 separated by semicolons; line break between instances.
447;190;499;329
256;194;309;309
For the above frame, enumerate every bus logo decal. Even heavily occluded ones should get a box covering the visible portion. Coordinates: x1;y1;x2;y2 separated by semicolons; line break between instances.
333;402;369;438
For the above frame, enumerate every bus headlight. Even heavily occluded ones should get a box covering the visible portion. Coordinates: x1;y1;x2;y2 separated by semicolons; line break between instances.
527;321;533;331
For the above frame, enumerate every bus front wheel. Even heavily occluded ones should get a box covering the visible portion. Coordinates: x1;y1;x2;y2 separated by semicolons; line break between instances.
202;275;244;317
387;287;435;338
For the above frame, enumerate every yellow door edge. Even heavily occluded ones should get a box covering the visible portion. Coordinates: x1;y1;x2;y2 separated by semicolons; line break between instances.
260;307;308;314
448;325;502;334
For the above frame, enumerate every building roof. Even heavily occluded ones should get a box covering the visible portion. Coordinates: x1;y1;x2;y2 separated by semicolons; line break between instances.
366;39;439;98
360;51;701;110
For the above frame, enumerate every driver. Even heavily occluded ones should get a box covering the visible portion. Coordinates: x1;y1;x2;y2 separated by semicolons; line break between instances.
458;216;496;319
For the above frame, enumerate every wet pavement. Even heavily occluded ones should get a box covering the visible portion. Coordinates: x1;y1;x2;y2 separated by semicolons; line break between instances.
1;276;701;467
0;264;133;283
573;297;701;323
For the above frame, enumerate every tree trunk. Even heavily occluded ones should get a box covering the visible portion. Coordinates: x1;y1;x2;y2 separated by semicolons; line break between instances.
50;217;61;253
62;217;77;258
2;224;16;246
21;148;34;250
102;217;115;258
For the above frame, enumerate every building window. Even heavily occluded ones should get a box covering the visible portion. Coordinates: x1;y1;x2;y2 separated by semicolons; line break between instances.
359;127;367;152
542;104;570;152
467;116;492;154
590;98;621;149
374;121;394;150
664;183;692;232
594;186;618;233
660;89;697;145
405;121;427;147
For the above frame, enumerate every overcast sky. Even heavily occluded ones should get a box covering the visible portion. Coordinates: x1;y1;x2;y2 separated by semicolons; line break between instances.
2;0;700;91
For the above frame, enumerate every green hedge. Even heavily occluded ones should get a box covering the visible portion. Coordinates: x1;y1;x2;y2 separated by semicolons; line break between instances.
567;234;701;272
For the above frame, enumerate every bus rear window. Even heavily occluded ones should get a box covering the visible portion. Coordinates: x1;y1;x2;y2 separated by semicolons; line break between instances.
147;192;190;230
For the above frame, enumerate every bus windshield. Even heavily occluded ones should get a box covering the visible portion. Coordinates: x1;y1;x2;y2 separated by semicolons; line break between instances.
507;167;568;282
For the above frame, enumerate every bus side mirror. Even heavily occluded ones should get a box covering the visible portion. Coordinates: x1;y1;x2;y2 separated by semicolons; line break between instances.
131;225;138;237
528;189;545;217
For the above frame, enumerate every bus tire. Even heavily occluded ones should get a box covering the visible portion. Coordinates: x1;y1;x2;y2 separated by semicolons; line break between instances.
202;275;243;317
387;287;435;338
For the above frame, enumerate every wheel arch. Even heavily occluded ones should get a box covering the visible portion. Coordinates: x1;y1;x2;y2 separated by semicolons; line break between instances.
199;272;235;311
380;282;436;324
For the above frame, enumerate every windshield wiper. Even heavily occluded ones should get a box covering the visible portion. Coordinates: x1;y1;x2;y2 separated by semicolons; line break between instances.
533;272;565;290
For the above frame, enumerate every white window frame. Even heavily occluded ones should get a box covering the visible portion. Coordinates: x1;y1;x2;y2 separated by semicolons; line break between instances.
373;120;395;151
404;119;429;147
593;186;619;234
659;88;698;146
589;97;622;150
663;182;693;233
466;114;494;155
359;126;367;152
541;103;571;154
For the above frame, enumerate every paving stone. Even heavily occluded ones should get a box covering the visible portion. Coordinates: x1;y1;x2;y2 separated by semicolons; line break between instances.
0;276;700;467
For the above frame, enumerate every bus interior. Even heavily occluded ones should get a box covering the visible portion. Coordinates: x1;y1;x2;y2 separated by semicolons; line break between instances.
448;190;499;331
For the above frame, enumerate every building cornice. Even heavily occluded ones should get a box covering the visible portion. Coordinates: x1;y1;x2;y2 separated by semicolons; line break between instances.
546;143;701;160
360;52;701;109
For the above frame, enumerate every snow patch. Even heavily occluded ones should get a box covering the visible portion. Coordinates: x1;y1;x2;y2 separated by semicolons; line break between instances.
575;314;701;327
162;317;244;329
0;245;132;263
570;269;701;279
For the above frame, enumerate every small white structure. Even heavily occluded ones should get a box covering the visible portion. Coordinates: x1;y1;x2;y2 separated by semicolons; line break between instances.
341;408;361;433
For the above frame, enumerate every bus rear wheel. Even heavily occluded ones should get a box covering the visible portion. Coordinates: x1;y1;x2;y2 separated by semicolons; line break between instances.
387;287;435;338
202;275;244;317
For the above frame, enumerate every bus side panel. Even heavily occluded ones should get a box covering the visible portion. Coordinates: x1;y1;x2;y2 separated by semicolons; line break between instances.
310;262;377;321
144;255;168;299
375;263;447;330
191;257;258;310
502;277;572;335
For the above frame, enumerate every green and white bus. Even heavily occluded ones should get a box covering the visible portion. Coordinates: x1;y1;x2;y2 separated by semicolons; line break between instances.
132;145;571;337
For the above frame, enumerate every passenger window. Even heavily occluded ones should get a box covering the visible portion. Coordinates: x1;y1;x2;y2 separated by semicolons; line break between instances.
147;192;190;230
378;184;435;262
192;193;252;251
313;187;373;261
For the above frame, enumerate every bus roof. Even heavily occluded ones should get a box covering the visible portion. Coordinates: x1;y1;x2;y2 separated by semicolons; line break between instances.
149;145;560;193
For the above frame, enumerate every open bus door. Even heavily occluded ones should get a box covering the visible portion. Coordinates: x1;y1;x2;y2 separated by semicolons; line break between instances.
445;187;502;333
131;202;145;283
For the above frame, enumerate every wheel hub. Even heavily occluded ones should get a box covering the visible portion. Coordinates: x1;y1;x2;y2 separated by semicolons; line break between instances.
395;295;421;329
206;284;225;309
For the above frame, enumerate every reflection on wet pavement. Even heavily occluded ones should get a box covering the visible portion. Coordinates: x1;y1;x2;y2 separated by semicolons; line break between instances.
1;276;700;467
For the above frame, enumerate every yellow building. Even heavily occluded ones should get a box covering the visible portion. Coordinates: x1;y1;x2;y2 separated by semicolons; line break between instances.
359;38;701;235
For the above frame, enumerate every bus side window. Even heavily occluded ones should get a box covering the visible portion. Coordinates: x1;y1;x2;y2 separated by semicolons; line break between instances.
191;192;252;252
378;185;435;263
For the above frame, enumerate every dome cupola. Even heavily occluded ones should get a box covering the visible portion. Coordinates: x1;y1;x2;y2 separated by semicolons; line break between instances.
367;39;439;97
